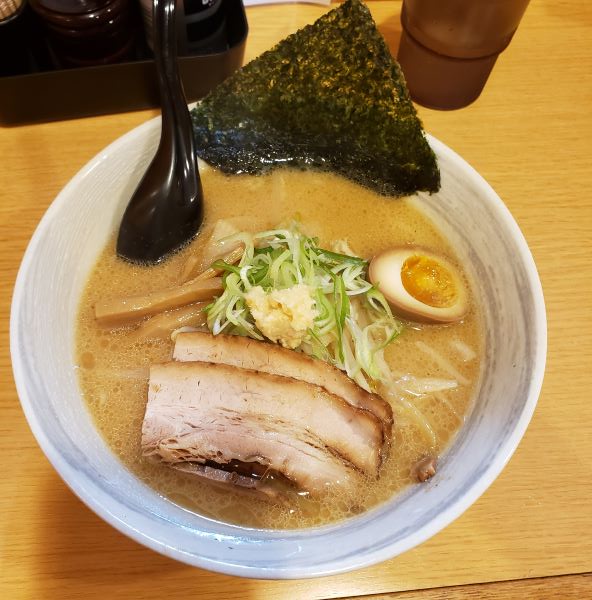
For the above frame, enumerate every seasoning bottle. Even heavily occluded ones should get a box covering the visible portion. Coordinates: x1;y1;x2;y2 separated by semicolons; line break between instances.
29;0;136;68
139;0;226;55
138;0;153;49
182;0;226;54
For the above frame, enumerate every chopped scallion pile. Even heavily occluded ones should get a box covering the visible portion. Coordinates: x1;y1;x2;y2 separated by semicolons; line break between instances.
205;228;402;391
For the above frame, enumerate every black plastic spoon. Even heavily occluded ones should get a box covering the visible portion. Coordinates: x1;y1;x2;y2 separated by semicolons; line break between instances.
116;0;203;264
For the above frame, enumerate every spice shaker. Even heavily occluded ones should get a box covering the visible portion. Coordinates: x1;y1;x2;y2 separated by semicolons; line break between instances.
29;0;136;68
182;0;226;54
140;0;226;54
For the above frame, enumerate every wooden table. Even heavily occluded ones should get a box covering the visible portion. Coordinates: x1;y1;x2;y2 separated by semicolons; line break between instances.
1;1;591;598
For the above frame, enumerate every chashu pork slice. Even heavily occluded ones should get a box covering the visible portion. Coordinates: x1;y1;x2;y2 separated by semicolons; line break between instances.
173;331;393;437
142;361;384;495
167;460;296;501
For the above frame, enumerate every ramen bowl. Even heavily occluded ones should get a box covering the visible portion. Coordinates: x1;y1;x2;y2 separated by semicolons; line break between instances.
10;117;546;578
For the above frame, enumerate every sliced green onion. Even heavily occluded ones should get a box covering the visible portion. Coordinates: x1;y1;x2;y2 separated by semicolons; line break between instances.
205;227;402;388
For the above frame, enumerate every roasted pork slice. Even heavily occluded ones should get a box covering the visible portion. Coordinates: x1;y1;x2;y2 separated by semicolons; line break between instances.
172;331;393;434
141;361;385;495
170;461;295;501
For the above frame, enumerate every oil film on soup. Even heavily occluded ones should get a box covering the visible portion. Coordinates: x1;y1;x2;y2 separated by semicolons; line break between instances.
76;166;482;529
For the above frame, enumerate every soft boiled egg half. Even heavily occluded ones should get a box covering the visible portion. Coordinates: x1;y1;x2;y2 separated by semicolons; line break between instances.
368;247;468;324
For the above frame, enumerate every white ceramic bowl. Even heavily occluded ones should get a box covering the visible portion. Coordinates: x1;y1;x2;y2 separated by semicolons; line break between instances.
10;118;546;578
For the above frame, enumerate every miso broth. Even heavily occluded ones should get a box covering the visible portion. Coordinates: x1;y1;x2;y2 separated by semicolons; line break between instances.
76;166;482;528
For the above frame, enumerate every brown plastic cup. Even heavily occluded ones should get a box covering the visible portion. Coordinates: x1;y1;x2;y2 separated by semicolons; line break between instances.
397;0;530;110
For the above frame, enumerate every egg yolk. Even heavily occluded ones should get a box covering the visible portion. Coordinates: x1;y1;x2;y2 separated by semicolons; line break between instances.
401;255;457;308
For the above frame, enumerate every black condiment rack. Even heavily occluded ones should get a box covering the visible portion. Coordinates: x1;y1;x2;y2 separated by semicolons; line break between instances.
0;0;248;126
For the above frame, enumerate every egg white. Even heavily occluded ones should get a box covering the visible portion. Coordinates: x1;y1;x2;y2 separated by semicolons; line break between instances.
368;247;468;324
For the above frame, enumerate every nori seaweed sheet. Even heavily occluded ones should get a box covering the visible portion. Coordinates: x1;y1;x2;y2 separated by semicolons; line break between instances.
191;0;440;197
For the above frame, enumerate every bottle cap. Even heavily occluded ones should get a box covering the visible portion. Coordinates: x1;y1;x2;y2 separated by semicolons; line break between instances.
397;28;499;110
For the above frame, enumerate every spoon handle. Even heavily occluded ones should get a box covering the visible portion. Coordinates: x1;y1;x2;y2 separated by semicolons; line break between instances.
154;0;201;207
116;0;204;263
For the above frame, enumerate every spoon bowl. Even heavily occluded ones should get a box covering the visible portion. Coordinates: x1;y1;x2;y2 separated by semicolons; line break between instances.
117;0;203;264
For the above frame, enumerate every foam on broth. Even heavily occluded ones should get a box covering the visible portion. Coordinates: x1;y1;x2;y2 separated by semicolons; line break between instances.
76;166;482;528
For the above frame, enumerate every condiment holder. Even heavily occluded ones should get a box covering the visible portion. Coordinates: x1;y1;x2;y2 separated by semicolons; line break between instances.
0;0;248;124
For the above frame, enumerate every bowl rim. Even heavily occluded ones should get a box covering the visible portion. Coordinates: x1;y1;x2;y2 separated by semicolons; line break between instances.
10;121;547;578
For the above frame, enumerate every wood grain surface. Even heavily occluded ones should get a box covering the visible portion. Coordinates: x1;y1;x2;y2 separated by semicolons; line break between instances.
342;573;592;599
1;1;591;599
